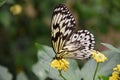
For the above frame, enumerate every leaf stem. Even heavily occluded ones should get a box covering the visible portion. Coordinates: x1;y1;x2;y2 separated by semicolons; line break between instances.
59;70;66;80
93;63;99;80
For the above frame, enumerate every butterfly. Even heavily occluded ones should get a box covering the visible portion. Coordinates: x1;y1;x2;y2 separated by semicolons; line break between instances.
51;4;95;60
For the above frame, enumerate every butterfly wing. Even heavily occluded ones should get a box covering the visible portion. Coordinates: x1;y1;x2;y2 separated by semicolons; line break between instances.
62;30;95;59
51;4;76;53
51;4;95;60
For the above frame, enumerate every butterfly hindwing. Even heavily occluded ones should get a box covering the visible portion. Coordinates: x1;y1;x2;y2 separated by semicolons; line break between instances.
62;30;95;59
51;4;76;53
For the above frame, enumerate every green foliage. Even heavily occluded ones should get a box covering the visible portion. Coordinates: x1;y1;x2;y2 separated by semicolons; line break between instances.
33;43;81;80
98;76;109;80
33;43;120;80
0;65;12;80
0;0;6;7
16;72;28;80
101;43;120;53
80;44;120;80
0;10;11;27
0;65;29;80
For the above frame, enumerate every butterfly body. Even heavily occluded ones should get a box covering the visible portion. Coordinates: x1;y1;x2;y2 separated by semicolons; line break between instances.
51;4;95;60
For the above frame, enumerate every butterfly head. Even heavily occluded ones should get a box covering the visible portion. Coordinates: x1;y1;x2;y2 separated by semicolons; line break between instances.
54;51;66;60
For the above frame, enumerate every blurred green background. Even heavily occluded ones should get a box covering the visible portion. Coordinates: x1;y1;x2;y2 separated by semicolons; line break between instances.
0;0;120;80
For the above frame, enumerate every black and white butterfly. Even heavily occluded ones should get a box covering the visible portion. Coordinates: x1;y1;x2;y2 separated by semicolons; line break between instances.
51;4;95;60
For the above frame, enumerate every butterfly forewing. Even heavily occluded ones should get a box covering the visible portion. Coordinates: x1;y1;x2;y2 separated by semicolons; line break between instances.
51;4;76;53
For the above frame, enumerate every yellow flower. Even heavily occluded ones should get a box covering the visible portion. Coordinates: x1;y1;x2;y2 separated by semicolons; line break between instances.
10;4;22;15
109;72;120;80
91;50;107;63
50;59;69;72
109;64;120;80
113;64;120;71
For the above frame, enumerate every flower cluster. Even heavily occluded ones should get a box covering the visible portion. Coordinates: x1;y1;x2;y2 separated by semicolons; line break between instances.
109;64;120;80
91;50;107;63
10;4;22;15
50;59;69;72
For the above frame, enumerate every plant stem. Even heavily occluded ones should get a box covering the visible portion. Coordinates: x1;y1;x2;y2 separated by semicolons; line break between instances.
59;70;66;80
93;63;99;80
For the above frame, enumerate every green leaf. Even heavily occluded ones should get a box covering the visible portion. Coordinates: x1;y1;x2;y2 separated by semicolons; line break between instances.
0;0;6;7
32;44;81;80
80;49;120;80
35;42;44;50
0;65;12;80
0;10;11;27
98;75;109;80
101;43;120;53
17;72;28;80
